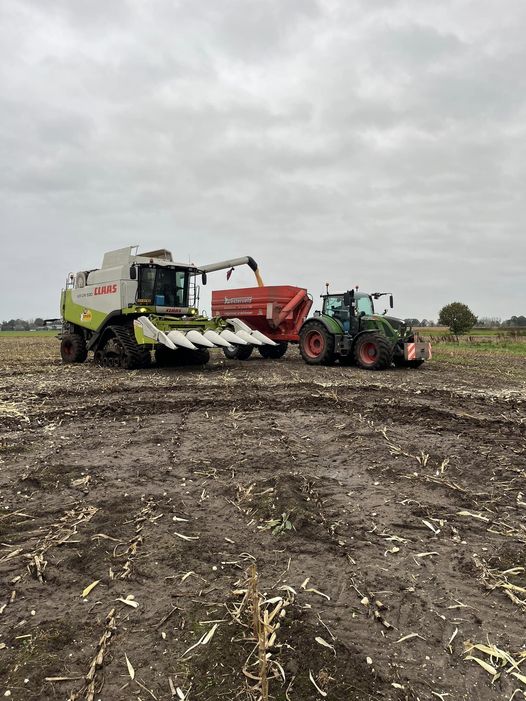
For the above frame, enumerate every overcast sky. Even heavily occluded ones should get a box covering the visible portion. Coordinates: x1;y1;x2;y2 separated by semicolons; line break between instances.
1;0;524;322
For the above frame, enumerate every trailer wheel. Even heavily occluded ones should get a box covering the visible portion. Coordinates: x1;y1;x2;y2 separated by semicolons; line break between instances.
223;345;253;361
299;321;335;365
354;333;392;370
60;333;87;363
258;342;288;359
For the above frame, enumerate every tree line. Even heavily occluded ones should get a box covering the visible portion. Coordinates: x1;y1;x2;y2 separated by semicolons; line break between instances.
1;318;56;331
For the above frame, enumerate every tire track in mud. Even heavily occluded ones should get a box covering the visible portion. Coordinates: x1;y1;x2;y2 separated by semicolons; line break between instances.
1;343;526;700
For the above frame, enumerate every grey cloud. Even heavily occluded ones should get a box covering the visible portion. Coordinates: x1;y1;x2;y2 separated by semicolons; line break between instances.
1;0;525;322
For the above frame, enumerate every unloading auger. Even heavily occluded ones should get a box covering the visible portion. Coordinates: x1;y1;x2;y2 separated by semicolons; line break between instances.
57;246;276;368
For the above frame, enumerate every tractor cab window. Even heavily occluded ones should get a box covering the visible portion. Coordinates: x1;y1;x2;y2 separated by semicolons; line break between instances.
138;266;189;306
324;295;345;318
356;295;374;316
324;295;350;323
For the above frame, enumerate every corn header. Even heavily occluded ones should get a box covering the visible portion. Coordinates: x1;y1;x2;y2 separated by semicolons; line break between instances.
59;247;276;368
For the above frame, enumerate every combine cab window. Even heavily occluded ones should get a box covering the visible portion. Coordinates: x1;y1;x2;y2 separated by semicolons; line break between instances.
138;267;189;306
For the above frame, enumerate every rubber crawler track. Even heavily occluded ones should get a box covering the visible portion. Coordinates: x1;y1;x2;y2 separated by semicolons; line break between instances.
105;325;151;369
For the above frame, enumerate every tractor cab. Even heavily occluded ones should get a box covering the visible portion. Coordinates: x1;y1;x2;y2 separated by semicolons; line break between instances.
321;291;376;332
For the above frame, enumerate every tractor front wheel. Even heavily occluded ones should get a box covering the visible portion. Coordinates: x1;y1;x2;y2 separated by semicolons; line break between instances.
299;322;335;365
223;345;253;361
60;333;87;363
354;333;392;370
258;342;288;359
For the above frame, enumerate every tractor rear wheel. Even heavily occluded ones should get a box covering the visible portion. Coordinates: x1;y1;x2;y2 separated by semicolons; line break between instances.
299;321;335;365
96;327;151;369
354;333;392;370
258;342;288;359
60;333;87;363
223;345;253;360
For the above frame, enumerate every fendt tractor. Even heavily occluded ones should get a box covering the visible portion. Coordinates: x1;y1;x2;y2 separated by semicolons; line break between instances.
298;287;431;369
58;246;278;368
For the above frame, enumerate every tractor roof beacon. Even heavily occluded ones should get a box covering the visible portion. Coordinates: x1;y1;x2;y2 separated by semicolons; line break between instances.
58;246;277;369
298;288;432;370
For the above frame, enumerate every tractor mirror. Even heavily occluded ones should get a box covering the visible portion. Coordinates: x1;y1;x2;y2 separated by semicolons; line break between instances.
130;265;137;280
201;272;208;285
389;295;394;308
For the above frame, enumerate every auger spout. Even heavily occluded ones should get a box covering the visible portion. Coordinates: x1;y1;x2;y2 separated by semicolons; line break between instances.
199;256;264;287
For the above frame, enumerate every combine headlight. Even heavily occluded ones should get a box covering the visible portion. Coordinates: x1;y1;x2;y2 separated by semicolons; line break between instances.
139;307;148;313
189;308;197;315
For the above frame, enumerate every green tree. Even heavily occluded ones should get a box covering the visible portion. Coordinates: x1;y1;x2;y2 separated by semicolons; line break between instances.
438;302;477;334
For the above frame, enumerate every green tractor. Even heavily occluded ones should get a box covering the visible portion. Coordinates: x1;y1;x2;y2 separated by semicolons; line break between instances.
299;288;431;370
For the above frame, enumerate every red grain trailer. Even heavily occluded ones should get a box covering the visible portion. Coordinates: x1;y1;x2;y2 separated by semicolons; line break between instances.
211;285;312;359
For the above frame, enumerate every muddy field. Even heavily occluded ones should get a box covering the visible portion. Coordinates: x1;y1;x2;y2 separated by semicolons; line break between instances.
1;336;525;701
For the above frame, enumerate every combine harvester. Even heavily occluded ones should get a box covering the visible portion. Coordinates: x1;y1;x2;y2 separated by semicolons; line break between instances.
58;247;278;368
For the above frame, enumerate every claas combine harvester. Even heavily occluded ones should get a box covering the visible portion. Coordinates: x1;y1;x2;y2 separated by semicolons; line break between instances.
59;246;280;368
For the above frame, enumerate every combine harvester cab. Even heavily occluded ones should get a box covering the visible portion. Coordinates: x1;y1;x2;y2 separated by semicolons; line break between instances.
58;247;276;369
211;285;313;360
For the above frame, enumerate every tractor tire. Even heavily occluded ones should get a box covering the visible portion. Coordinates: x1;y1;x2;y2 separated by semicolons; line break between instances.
223;345;253;361
258;342;288;359
97;326;151;369
354;333;392;370
394;357;425;369
299;321;335;366
60;333;87;364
